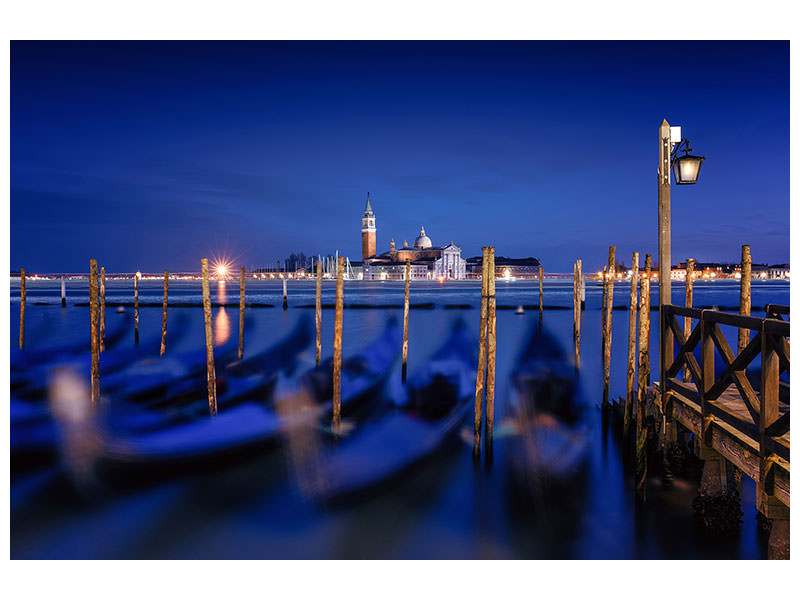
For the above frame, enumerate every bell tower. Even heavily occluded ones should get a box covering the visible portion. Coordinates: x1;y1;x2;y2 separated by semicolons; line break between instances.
361;192;376;260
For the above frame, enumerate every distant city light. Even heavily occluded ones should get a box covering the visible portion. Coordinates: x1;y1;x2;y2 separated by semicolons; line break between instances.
135;271;142;279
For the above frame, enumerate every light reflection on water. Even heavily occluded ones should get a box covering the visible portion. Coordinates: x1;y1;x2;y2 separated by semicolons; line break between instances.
9;279;787;559
214;307;231;346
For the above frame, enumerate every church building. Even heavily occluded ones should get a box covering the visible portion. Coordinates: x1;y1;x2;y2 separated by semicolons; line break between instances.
359;194;467;280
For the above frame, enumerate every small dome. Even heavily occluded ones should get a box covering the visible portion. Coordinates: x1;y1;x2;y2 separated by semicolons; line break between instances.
414;226;432;249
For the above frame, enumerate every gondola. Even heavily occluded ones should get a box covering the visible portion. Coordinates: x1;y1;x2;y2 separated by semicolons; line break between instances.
81;318;400;473
503;325;590;558
10;316;311;455
310;317;476;504
11;313;192;400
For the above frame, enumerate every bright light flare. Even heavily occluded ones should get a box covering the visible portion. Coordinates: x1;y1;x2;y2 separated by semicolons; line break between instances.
212;260;233;279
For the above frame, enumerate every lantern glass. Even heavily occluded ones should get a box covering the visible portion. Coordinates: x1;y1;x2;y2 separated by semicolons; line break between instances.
673;154;704;184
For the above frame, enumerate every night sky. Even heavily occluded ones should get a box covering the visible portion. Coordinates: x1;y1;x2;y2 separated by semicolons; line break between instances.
10;41;789;273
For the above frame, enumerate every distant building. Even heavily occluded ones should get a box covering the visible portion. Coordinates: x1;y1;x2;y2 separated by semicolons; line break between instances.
466;256;541;279
359;195;467;279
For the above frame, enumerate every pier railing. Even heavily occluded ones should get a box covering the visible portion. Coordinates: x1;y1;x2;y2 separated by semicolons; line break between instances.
661;304;790;508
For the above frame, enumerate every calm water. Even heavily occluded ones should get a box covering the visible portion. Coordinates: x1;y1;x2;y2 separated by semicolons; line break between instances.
9;278;789;559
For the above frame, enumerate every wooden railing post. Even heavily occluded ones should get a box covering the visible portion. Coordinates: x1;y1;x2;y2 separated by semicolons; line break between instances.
699;311;714;438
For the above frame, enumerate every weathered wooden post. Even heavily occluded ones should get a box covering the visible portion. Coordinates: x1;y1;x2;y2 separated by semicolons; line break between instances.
473;247;490;458
19;268;26;349
402;258;411;382
61;275;66;307
538;264;544;327
759;321;789;559
238;267;245;360
601;265;608;352
315;259;322;366
332;256;345;432
636;271;650;501
683;258;695;382
624;252;639;438
99;267;106;352
738;245;751;353
644;254;652;385
283;277;288;310
485;247;497;457
603;246;616;408
134;272;140;345
573;259;582;369
89;260;100;407
160;271;169;356
201;258;217;416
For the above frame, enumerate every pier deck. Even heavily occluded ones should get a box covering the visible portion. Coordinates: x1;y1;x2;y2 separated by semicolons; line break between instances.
659;304;790;515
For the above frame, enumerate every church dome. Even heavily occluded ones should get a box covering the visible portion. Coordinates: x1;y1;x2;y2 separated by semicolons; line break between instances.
414;226;432;249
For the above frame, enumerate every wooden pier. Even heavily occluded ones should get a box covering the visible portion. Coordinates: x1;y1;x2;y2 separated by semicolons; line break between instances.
658;303;789;555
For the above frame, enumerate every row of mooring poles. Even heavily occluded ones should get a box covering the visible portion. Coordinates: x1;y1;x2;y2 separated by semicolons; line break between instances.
473;246;497;459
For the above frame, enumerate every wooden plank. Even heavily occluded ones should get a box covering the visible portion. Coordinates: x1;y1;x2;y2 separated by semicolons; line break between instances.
703;309;764;331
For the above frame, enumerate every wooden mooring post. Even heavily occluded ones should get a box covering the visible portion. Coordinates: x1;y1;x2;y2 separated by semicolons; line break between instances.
283;277;288;310
573;259;581;369
538;264;544;327
99;267;106;351
683;258;695;382
636;268;650;501
89;260;100;407
315;259;322;366
643;254;652;385
485;247;497;457
201;258;217;416
332;256;345;433
19;268;26;349
402;258;411;382
160;271;169;356
238;267;245;360
738;244;751;353
603;246;616;409
134;272;140;345
61;275;66;307
473;247;490;458
624;252;639;438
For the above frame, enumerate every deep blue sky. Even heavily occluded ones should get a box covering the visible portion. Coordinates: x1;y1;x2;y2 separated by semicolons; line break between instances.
11;41;789;273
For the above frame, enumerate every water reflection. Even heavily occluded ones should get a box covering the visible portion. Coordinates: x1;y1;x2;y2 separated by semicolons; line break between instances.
217;280;227;304
214;307;231;346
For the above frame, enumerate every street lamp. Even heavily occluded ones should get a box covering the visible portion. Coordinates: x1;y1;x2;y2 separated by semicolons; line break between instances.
658;119;704;450
671;138;705;185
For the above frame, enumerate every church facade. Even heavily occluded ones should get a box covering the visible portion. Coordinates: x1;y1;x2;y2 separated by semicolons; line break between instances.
359;194;467;280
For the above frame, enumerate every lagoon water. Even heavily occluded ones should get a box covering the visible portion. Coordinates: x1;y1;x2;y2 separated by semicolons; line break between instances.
9;278;789;558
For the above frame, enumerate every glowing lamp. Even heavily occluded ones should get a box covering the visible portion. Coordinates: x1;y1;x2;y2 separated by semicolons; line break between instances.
672;139;705;185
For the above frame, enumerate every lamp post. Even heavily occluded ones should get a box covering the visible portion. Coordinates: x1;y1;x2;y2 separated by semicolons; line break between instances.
658;118;704;474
